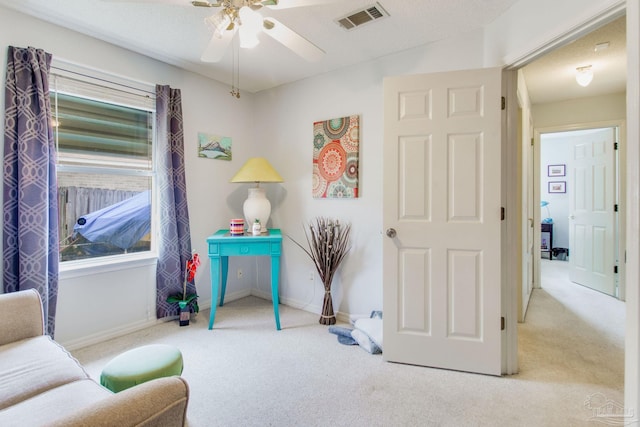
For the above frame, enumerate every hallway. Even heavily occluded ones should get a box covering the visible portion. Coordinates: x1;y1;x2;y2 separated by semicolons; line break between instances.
516;258;625;422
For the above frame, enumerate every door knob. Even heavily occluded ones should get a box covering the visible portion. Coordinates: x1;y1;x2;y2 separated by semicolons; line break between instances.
386;228;397;238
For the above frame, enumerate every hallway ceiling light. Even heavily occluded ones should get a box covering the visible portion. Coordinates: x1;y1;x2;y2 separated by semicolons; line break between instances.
575;65;593;87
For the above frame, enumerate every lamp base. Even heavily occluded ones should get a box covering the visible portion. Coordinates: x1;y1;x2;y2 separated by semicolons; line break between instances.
243;187;271;233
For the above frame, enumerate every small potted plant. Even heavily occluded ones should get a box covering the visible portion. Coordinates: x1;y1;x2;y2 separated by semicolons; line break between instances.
167;253;200;326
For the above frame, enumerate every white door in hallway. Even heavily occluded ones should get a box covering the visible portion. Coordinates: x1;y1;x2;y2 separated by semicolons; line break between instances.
568;127;616;296
382;67;502;376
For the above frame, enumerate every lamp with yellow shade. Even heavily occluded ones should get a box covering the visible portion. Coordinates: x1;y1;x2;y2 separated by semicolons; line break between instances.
230;157;284;233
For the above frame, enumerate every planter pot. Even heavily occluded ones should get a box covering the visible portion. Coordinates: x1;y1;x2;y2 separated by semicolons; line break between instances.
178;301;190;327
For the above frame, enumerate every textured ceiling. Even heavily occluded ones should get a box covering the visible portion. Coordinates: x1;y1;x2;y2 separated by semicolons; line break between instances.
0;0;626;102
522;15;627;105
0;0;519;93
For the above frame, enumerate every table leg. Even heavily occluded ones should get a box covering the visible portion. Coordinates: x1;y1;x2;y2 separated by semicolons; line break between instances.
271;255;281;330
220;256;229;306
208;256;220;330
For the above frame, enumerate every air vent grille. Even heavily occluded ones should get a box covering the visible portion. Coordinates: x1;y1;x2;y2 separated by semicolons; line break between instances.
336;2;389;31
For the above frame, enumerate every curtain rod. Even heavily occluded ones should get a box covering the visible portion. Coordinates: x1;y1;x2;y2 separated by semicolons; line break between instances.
50;65;156;97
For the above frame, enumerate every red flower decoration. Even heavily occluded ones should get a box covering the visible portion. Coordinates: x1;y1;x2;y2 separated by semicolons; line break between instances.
186;253;201;282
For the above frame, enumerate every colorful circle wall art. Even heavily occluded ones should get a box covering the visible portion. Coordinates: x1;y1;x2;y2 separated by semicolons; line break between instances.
312;115;359;198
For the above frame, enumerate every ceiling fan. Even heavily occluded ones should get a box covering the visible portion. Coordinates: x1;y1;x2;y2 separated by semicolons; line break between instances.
103;0;336;63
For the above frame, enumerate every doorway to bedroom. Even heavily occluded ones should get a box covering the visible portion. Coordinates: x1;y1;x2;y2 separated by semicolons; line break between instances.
539;126;620;298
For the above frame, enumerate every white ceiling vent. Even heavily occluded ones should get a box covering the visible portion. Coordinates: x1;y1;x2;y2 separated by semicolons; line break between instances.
336;3;389;31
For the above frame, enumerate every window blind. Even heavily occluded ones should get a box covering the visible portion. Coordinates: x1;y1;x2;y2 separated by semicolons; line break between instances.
50;59;155;111
49;60;155;168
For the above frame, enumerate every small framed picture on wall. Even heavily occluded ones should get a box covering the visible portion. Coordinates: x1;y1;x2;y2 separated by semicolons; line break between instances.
547;164;566;177
548;181;566;193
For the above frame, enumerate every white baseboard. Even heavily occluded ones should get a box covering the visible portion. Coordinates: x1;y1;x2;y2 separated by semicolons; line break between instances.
62;290;352;351
201;289;251;309
61;318;161;351
249;289;351;324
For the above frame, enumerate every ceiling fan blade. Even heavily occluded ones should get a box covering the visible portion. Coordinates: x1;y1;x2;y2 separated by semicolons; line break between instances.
262;18;324;62
101;0;223;5
100;0;191;4
267;0;339;9
201;27;236;62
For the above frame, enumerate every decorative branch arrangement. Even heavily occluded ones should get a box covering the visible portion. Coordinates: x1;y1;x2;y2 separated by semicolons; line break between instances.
289;217;351;325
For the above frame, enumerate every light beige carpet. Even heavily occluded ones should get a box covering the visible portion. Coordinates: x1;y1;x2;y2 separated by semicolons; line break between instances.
73;259;624;426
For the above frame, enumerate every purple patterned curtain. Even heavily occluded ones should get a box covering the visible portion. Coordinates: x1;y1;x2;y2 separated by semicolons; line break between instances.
3;46;58;337
155;85;194;318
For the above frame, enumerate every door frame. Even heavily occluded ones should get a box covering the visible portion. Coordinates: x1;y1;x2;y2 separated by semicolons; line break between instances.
503;2;627;377
532;121;625;299
503;70;519;374
625;0;640;413
502;0;639;412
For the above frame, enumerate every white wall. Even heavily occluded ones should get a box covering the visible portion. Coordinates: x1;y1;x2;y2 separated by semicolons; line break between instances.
0;6;257;348
532;93;627;127
0;0;631;348
532;94;627;269
533;92;626;284
253;29;486;317
625;0;640;417
252;0;626;319
540;134;571;248
484;0;624;66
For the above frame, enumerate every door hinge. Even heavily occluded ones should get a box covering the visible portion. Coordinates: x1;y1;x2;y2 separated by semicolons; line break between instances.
614;142;618;150
615;204;618;212
501;207;505;220
501;96;506;110
501;316;505;331
531;138;534;147
614;265;618;274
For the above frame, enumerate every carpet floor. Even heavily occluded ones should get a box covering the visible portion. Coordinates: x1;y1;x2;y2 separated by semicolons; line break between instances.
72;259;624;426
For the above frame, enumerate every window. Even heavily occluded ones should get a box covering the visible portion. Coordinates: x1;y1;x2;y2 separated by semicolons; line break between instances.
50;63;156;264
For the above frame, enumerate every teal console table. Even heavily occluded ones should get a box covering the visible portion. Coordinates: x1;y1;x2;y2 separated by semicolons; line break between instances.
206;229;282;330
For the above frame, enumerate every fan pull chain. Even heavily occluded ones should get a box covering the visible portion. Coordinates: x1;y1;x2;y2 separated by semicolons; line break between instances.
230;33;240;99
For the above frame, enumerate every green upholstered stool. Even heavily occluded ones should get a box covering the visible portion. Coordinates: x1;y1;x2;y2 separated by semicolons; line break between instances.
100;344;183;393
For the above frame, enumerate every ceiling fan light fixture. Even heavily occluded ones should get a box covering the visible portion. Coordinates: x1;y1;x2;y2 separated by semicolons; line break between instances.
199;0;326;65
576;65;593;87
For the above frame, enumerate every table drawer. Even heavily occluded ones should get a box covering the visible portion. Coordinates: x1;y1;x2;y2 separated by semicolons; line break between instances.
217;241;271;256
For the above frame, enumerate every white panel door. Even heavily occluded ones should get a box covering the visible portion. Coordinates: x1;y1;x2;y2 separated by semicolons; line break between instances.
382;68;502;376
569;128;616;296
